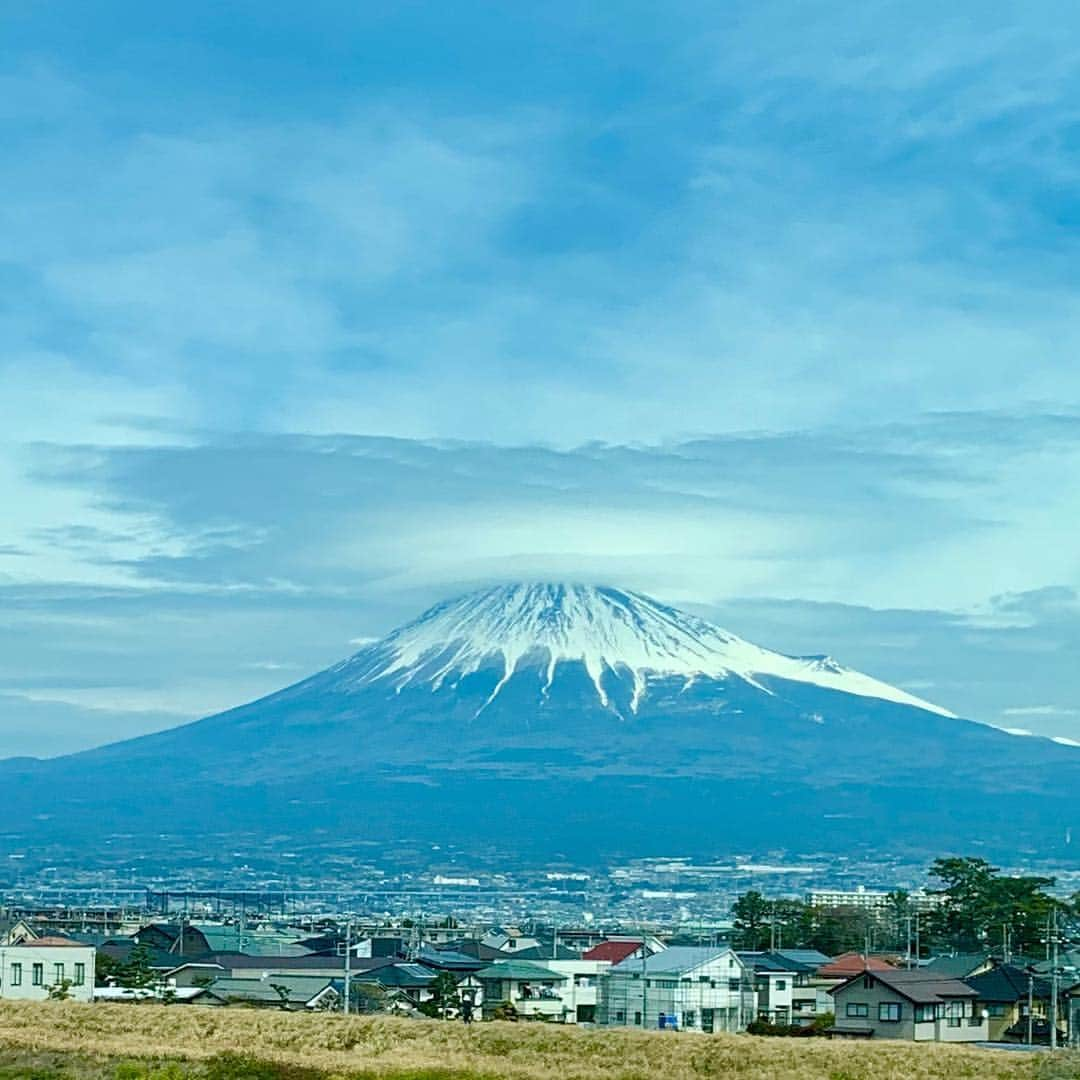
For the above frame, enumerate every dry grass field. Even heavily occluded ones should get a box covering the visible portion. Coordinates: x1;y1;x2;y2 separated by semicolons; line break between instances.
0;1001;1076;1080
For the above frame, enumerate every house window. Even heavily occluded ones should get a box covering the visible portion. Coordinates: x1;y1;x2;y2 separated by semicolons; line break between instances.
863;975;874;989
54;963;65;984
74;963;86;987
10;963;21;986
615;1010;625;1023
32;964;43;986
776;980;786;991
986;1004;1006;1017
915;1005;935;1023
846;1003;869;1018
879;1003;901;1022
728;978;740;991
634;1011;642;1026
684;1010;696;1028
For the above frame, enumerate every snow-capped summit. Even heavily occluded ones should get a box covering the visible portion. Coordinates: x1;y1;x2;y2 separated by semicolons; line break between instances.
335;583;953;718
11;581;1080;865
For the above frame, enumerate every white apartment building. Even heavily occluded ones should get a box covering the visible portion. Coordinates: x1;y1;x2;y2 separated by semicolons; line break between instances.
0;938;95;1003
807;886;941;911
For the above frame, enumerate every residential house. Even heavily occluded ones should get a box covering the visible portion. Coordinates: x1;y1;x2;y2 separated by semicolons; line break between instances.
474;960;568;1021
1067;982;1080;1048
416;944;486;976
923;954;994;979
547;959;612;1023
582;938;662;965
161;962;227;989
97;939;194;979
738;952;798;1024
816;952;896;984
188;924;308;958
963;965;1056;1043
481;927;542;954
598;946;749;1033
0;937;95;1002
830;969;987;1042
202;973;340;1010
552;928;610;953
207;952;394;982
365;963;438;1007
132;923;212;957
0;919;39;946
437;939;512;964
766;950;835;1023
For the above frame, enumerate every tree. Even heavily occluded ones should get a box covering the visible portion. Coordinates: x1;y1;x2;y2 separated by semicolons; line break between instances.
427;972;457;1019
46;978;73;1001
927;856;1057;955
732;891;772;950
120;943;156;989
806;906;869;956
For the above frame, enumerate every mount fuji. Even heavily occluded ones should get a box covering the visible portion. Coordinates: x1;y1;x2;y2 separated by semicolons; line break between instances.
6;584;1080;861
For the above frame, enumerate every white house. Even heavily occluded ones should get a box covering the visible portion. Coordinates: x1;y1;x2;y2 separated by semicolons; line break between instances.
598;946;750;1033
480;927;542;954
0;937;95;1002
473;960;568;1020
547;959;611;1023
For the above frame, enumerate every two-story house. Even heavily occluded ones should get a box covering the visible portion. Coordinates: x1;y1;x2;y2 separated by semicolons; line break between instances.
962;964;1054;1043
597;946;749;1033
474;960;568;1020
830;968;987;1042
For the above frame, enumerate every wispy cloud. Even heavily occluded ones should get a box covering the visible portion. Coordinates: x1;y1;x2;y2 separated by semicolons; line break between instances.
5;2;1080;754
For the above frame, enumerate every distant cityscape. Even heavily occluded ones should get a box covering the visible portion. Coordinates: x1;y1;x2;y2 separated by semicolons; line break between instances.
3;851;1078;1047
6;835;1080;928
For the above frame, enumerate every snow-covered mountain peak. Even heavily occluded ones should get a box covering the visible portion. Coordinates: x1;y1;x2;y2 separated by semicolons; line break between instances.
341;583;954;718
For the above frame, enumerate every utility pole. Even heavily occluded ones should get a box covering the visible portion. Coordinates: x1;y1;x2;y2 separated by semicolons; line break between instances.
1026;973;1033;1045
906;914;912;969
641;946;648;1030
343;918;352;1016
914;912;920;968
1049;906;1059;1051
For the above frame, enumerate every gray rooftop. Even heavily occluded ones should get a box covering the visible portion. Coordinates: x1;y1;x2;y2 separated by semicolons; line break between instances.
614;946;736;975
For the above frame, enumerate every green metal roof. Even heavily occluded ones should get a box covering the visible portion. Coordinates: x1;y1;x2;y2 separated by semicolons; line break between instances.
192;925;309;956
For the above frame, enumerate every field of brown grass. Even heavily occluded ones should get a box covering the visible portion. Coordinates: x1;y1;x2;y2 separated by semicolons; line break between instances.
0;1001;1076;1080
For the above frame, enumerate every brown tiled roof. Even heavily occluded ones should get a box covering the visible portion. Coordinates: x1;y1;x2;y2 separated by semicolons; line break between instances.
817;952;895;977
22;935;84;947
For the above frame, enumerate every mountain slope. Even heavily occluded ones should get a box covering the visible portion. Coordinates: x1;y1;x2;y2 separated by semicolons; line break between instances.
5;583;1079;861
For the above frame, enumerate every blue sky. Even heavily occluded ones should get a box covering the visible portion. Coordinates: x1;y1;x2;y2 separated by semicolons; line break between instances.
3;1;1080;755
